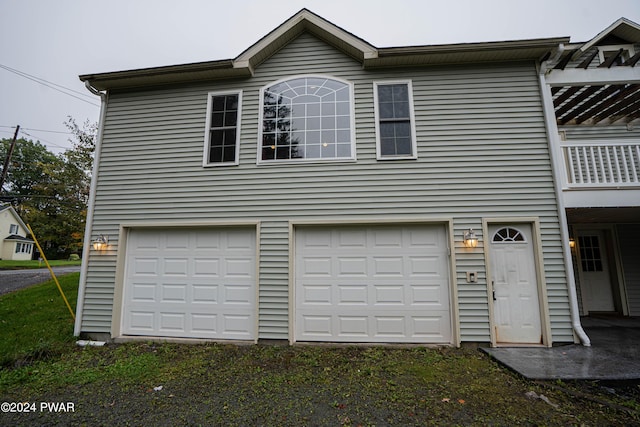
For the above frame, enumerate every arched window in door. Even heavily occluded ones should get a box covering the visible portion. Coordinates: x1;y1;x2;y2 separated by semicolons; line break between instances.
492;227;526;243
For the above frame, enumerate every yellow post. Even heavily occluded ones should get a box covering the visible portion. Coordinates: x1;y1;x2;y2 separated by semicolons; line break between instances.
26;224;76;321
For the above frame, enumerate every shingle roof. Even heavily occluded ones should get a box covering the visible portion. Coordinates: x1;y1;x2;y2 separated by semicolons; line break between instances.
4;234;34;242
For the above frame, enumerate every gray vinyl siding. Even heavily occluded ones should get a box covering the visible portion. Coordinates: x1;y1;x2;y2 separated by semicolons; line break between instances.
81;32;572;342
618;224;640;316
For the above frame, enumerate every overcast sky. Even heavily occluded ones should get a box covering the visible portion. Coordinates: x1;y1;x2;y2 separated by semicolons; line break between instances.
1;0;639;154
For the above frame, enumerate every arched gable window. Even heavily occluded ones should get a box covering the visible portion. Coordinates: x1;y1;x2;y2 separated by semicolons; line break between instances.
492;227;526;243
259;76;354;162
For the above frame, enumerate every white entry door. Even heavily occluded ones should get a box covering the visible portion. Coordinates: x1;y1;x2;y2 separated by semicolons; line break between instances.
489;224;543;345
121;227;256;340
295;224;452;344
577;230;615;313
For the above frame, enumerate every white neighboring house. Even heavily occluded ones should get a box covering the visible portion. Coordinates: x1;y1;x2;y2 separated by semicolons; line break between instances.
0;203;34;261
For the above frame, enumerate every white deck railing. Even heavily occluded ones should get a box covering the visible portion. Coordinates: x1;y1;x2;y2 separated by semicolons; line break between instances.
562;140;640;187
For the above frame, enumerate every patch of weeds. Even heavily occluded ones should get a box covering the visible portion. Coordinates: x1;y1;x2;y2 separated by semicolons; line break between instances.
291;346;325;368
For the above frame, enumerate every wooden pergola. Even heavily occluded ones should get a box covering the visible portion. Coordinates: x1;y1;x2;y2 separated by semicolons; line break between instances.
545;18;640;126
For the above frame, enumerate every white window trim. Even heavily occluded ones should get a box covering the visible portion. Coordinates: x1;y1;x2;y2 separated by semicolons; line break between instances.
9;224;18;234
202;90;242;167
256;75;357;165
15;242;31;253
597;44;636;64
373;80;418;161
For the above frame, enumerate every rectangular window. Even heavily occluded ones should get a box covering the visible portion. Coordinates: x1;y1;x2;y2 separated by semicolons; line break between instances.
203;91;242;166
579;235;603;272
9;224;18;234
15;243;22;253
374;81;417;160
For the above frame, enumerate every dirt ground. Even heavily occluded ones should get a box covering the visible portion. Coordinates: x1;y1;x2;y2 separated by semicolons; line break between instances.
1;343;638;426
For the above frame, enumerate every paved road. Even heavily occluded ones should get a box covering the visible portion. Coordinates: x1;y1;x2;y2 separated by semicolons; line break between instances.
0;266;82;295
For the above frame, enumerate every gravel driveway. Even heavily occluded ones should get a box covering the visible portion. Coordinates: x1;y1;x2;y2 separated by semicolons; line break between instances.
0;266;81;295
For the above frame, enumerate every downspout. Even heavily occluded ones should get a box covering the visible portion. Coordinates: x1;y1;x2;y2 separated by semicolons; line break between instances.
537;46;591;346
74;81;107;336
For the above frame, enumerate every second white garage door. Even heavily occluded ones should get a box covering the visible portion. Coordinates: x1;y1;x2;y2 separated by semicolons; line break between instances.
295;224;452;343
121;227;256;340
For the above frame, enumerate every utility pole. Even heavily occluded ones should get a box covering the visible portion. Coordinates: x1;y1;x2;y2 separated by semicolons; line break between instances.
0;125;19;195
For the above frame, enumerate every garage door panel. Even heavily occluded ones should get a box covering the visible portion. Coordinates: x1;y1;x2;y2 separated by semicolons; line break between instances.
192;284;218;303
300;285;332;305
226;231;254;248
164;234;189;249
374;285;404;304
374;316;405;336
130;282;157;302
301;316;332;336
192;314;217;333
223;314;253;335
338;257;367;276
163;258;189;276
225;258;254;276
296;224;451;343
223;284;252;304
194;258;220;276
372;228;403;247
372;257;404;276
132;258;159;276
410;256;446;276
338;285;367;305
195;233;220;249
159;312;185;331
122;227;256;340
160;284;187;303
298;312;451;342
301;257;332;276
412;285;448;306
413;316;449;339
339;316;369;336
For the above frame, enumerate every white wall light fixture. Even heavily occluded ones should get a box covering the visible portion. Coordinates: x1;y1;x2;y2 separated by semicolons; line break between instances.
92;235;109;251
463;228;478;248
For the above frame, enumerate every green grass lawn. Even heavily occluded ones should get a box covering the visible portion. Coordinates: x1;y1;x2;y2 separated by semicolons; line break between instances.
0;273;78;368
0;260;82;270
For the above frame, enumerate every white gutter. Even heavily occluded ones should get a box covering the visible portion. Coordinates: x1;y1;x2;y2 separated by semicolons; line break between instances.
542;43;565;72
74;81;107;336
537;50;591;346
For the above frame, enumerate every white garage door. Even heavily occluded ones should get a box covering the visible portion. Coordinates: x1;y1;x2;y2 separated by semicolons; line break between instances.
122;227;256;340
295;224;452;343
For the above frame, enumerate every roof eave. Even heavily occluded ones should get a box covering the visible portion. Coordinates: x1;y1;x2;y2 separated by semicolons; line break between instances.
79;59;245;91
365;37;570;68
79;9;570;91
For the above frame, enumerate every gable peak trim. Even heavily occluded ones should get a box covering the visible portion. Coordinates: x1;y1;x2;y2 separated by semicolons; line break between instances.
234;8;378;69
580;17;640;53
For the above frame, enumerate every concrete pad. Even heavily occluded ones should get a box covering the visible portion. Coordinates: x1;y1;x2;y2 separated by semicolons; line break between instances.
481;325;640;380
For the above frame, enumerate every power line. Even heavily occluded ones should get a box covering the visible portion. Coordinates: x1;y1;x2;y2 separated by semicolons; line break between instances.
1;126;71;150
0;63;100;107
0;63;96;100
22;127;72;135
20;130;69;150
0;125;72;135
